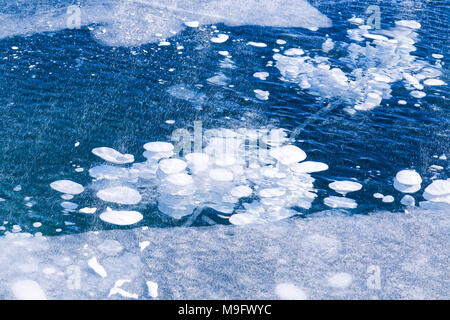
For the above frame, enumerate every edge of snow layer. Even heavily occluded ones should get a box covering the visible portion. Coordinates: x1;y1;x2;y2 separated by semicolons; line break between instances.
0;0;331;46
1;208;448;299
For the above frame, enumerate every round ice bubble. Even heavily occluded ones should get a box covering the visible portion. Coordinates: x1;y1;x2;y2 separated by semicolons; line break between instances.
158;158;187;175
96;186;142;205
210;34;229;43
393;179;421;194
275;283;307;300
92;147;134;164
328;181;362;195
395;170;422;186
99;210;143;226
269;145;307;165
50;180;84;195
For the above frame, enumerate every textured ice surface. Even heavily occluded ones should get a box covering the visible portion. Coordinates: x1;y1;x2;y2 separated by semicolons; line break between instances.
328;181;362;196
0;209;448;299
0;0;331;46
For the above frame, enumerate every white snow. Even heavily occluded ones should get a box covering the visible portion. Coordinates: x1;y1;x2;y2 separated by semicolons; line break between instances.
0;208;448;299
275;283;307;300
327;272;353;289
290;161;328;173
269;145;307;165
382;195;395;203
146;281;158;298
0;0;331;48
88;257;107;278
108;280;138;299
11;280;47;300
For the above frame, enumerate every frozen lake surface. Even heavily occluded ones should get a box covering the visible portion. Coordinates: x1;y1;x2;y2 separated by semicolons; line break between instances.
0;0;448;299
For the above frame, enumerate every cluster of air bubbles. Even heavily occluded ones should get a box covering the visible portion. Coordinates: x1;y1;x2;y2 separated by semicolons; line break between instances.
274;18;446;111
49;128;334;226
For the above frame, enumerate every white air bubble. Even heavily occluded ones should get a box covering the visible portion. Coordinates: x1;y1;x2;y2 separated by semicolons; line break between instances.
211;34;229;43
328;181;362;196
50;180;84;195
270;145;306;166
92;147;134;164
290;161;328;173
100;210;143;226
97;186;142;205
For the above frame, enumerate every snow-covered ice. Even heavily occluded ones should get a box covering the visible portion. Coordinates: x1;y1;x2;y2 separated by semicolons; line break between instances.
0;208;447;299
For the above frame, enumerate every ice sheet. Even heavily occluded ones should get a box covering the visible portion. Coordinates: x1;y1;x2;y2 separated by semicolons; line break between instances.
0;209;448;299
0;0;331;46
